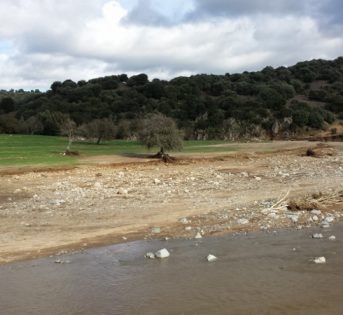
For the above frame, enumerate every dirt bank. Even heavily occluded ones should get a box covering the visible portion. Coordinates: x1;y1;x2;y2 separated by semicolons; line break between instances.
0;141;342;264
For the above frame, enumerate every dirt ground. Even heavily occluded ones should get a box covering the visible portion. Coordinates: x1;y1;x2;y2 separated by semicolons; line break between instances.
1;141;343;264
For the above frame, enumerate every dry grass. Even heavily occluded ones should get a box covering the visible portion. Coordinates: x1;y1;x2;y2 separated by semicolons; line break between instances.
287;190;343;211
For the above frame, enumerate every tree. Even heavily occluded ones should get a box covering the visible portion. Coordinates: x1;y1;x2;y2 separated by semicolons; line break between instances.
0;97;15;113
138;113;183;160
78;118;116;144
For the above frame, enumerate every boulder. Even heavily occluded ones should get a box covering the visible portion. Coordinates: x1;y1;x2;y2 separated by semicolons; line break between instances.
207;254;218;262
145;252;155;259
313;257;326;264
195;232;202;239
155;248;170;259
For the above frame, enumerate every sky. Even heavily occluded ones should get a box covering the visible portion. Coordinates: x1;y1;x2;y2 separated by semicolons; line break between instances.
0;0;342;90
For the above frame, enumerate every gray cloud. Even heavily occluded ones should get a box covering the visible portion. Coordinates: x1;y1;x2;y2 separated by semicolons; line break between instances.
188;0;343;35
122;0;172;26
189;0;307;17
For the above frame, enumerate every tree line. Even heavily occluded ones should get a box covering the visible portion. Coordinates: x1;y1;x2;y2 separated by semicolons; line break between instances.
0;57;342;141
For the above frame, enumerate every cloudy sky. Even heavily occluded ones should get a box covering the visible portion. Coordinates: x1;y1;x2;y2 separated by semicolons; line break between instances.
0;0;342;90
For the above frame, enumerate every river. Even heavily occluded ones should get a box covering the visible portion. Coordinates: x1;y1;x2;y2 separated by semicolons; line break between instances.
0;225;342;315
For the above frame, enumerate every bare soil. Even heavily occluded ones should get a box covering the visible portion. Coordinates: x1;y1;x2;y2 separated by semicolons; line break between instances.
1;141;343;264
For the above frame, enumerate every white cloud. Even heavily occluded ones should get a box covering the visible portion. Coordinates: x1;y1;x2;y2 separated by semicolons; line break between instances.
0;0;341;90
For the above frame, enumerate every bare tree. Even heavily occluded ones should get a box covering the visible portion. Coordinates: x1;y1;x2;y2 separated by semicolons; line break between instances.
59;116;77;154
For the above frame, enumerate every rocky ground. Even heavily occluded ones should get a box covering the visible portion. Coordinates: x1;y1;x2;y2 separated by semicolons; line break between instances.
0;141;342;264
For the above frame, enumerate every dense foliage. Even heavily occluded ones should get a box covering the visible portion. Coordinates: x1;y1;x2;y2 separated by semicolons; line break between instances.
1;57;342;140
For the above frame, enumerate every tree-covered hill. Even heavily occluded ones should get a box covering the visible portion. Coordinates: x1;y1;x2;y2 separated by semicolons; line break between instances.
1;57;342;140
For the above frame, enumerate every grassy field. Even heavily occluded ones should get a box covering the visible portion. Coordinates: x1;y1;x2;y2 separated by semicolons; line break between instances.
0;135;237;167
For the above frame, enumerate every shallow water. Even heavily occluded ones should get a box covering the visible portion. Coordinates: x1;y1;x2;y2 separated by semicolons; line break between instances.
0;225;342;315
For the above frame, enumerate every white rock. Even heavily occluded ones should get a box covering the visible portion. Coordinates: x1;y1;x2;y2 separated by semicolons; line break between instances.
241;172;249;177
255;176;262;181
310;209;321;215
313;257;326;264
185;226;192;231
155;248;170;259
312;233;323;239
329;235;336;241
151;227;161;234
207;254;218;262
94;182;102;189
117;188;128;195
154;178;161;184
179;217;189;224
268;213;279;219
312;215;319;222
237;218;249;225
145;252;155;259
324;216;334;223
195;232;202;239
288;215;299;223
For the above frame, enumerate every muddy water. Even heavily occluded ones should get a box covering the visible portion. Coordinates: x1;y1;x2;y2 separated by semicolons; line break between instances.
0;225;342;315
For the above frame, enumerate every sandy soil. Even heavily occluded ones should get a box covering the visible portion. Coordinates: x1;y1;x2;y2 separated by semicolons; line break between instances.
0;141;343;264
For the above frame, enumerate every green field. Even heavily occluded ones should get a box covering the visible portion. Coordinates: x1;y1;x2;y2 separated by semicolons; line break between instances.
0;135;238;167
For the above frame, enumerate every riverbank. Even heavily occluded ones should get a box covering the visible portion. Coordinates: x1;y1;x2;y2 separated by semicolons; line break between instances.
0;141;342;264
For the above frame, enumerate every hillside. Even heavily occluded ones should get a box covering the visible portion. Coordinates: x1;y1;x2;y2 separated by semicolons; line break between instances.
0;57;342;140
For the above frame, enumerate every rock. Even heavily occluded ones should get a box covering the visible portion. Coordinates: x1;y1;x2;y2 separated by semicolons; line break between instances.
94;182;102;189
312;233;323;239
154;178;161;184
324;216;334;223
145;252;155;259
310;209;321;215
254;176;262;181
50;199;66;206
288;215;299;223
237;218;249;225
329;235;336;241
155;248;170;259
207;254;218;262
54;259;71;264
117;188;128;195
313;257;326;264
312;215;319;222
185;226;192;231
195;232;202;239
151;227;161;234
179;217;189;224
241;172;249;177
